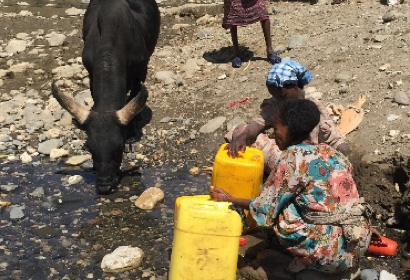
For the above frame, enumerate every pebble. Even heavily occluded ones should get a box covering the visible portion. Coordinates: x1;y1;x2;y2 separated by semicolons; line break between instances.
46;32;67;47
20;152;32;163
0;184;19;192
10;206;25;220
101;246;144;272
38;139;62;155
134;187;164;210
199;116;226;133
50;148;69;159
387;114;400;121
393;91;409;105
65;154;92;166
30;187;45;198
67;175;84;185
360;269;378;280
5;39;27;55
197;28;214;39
379;270;397;280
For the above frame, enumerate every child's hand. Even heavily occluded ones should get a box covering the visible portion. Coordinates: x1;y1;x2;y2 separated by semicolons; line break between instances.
370;227;383;244
210;186;232;202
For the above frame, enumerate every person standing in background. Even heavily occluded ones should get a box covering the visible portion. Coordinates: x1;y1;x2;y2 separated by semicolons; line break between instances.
222;0;281;68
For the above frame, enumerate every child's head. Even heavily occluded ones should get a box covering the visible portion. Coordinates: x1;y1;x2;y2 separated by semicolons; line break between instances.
266;60;312;101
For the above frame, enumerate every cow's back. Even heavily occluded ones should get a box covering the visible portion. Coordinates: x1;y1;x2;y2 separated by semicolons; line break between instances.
83;0;159;54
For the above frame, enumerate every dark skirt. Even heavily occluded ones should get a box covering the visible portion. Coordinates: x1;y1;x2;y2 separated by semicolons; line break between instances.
222;0;269;29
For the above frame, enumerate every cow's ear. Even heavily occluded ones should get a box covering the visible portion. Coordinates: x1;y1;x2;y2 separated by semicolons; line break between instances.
51;82;91;125
116;83;148;125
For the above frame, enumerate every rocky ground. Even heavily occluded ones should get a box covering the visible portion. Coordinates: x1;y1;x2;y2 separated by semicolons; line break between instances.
0;0;410;279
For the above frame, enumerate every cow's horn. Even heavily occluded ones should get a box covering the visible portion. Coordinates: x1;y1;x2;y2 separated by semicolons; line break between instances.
51;82;90;125
116;83;148;125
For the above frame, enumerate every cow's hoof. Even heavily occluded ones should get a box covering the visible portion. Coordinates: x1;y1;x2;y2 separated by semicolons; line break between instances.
96;185;117;195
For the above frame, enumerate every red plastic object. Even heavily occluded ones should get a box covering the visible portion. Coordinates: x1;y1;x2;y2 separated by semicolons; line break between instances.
226;97;250;109
239;237;247;246
368;236;398;256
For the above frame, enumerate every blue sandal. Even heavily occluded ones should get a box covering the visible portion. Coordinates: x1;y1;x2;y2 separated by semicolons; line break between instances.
232;56;242;68
267;52;281;64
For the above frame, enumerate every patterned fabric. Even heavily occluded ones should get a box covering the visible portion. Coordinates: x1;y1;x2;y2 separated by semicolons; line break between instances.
222;0;269;29
251;97;346;172
266;60;313;88
249;143;371;273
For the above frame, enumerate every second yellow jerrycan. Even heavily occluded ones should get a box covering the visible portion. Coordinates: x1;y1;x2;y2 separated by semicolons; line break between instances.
211;143;264;229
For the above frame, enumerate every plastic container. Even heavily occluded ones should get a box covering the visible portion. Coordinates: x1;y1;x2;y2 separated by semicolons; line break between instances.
367;236;398;256
169;195;242;280
211;143;264;228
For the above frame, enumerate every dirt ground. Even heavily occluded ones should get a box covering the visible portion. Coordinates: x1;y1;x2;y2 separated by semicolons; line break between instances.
1;0;410;278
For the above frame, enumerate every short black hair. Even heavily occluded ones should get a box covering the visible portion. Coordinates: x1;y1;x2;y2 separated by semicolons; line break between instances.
276;99;321;143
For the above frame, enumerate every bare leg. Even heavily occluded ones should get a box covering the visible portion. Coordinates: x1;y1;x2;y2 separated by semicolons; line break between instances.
260;19;273;56
230;26;240;57
261;19;281;64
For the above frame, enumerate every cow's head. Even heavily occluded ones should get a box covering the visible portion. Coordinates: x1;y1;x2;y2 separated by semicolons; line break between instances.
51;82;148;194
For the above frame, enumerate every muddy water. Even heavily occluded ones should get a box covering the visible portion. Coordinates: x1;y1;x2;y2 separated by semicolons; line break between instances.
0;160;209;279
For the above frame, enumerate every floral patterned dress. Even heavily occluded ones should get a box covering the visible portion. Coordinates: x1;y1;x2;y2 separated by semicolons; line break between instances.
249;143;371;273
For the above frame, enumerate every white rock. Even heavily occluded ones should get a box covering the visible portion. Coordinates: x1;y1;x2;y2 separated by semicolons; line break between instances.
46;32;66;47
50;148;69;159
389;130;400;137
46;128;62;139
65;154;92;166
101;246;144;272
67;175;83;185
16;33;29;40
387;114;400;122
5;39;27;54
65;7;85;16
9;62;34;73
20;152;32;164
18;10;33;16
134;187;164;210
217;74;226;80
379;270;397;280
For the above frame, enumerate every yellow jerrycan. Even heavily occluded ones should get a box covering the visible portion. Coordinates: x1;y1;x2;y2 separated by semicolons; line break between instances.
169;195;242;280
211;143;264;229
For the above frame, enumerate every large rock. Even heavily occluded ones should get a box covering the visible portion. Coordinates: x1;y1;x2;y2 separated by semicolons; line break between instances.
50;148;69;159
199;116;226;133
38;139;62;155
101;246;144;272
134;187;164;210
65;154;92;166
5;39;27;54
46;32;67;47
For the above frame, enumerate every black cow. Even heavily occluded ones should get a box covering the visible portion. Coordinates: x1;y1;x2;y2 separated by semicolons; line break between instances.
52;0;160;194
